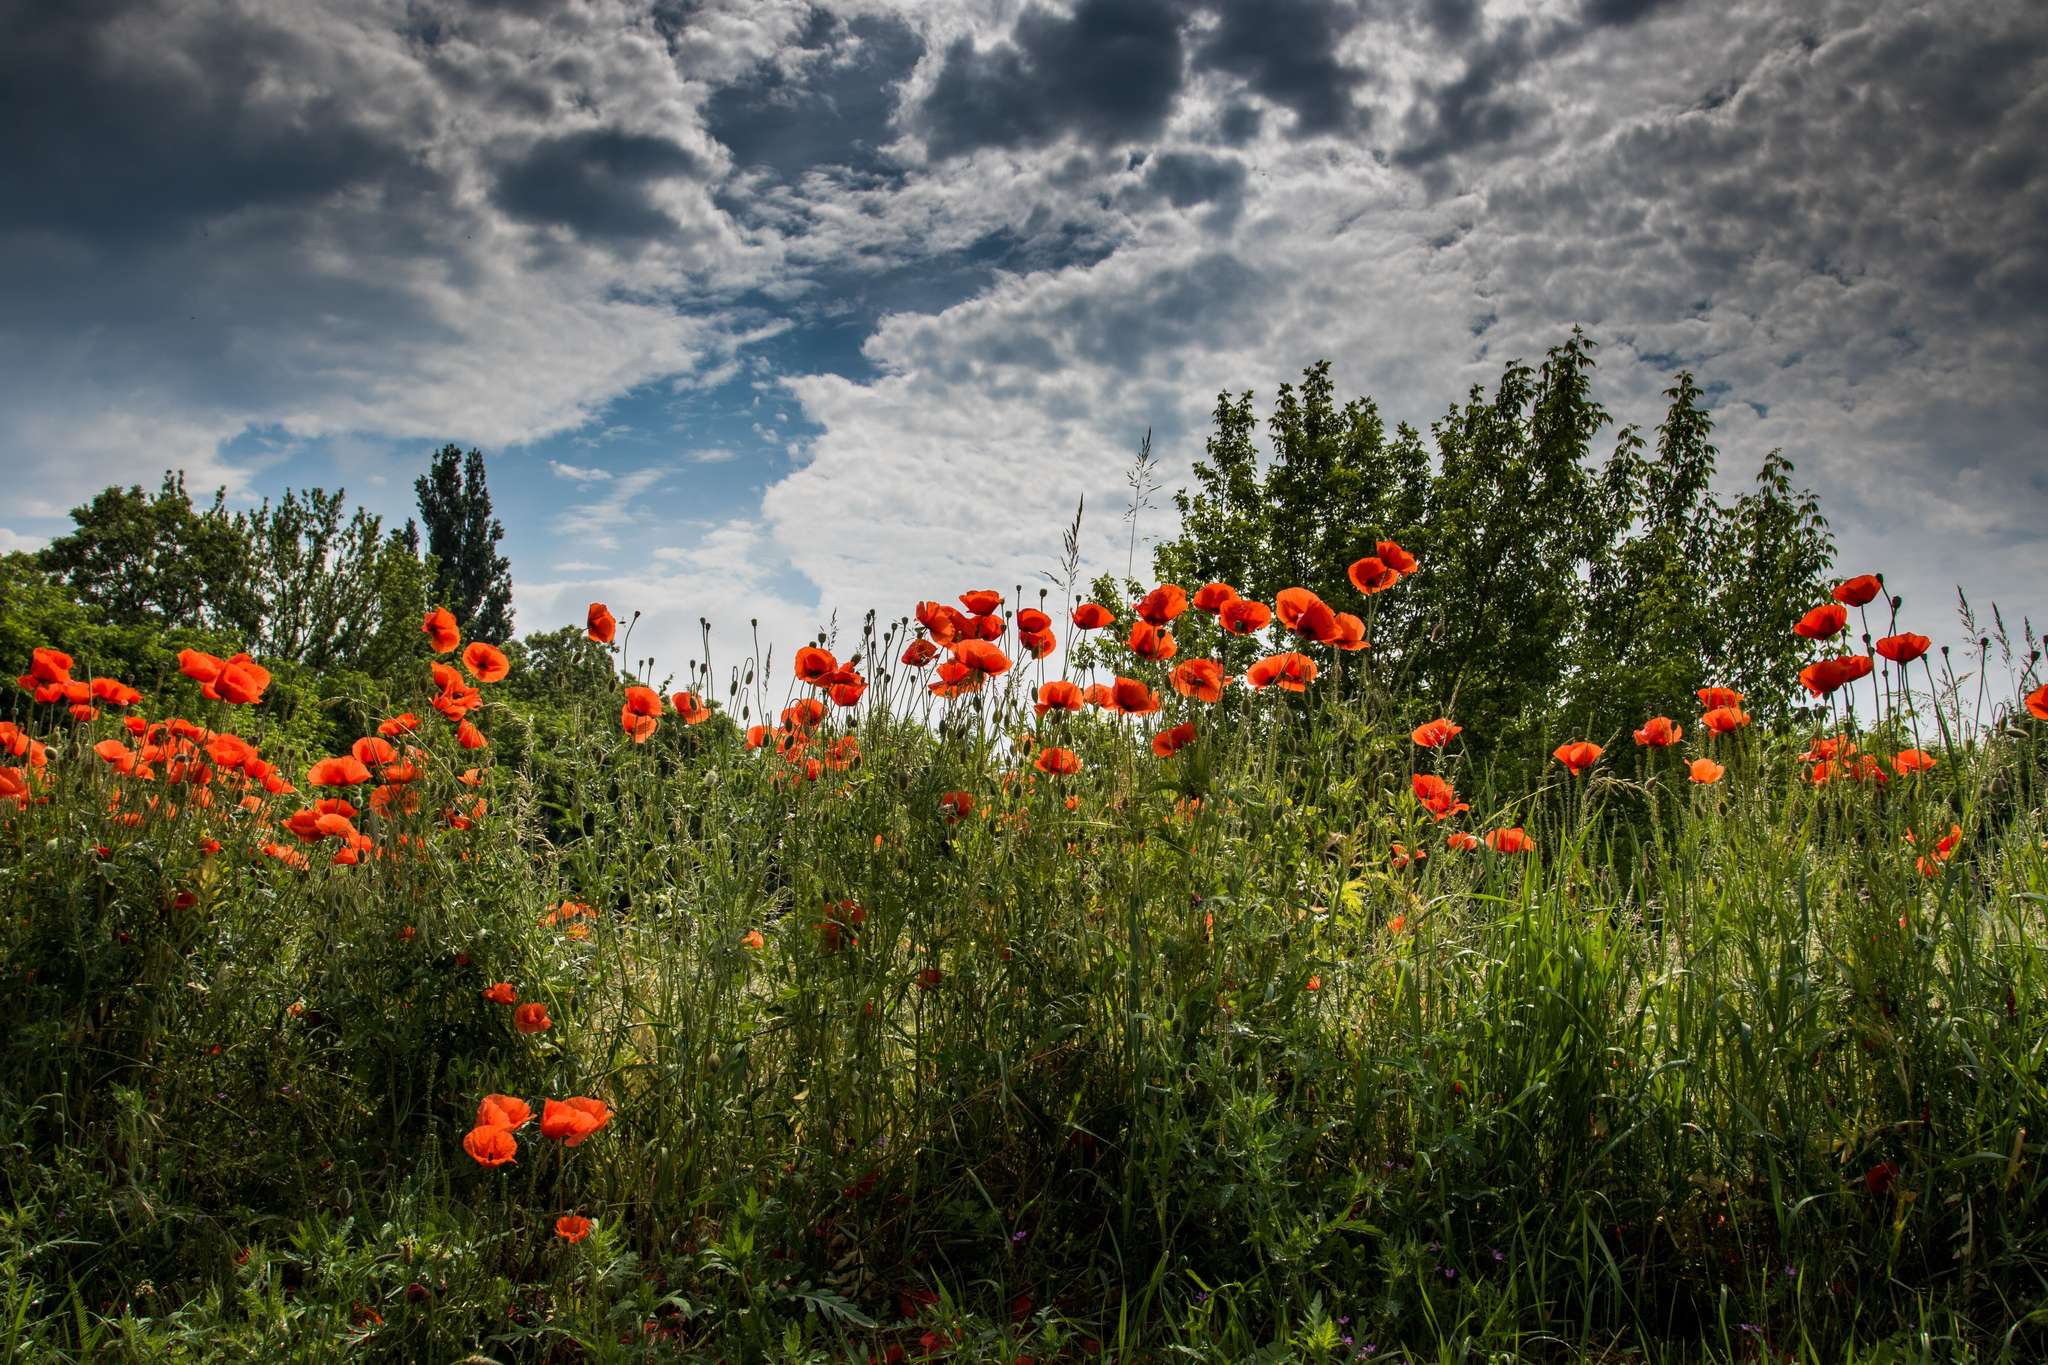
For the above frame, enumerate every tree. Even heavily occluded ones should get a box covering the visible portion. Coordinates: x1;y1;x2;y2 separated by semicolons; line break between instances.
241;488;435;676
415;444;514;641
39;472;259;635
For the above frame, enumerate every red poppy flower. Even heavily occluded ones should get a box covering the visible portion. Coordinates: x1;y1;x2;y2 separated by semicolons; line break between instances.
29;647;74;685
463;1124;517;1167
1485;827;1534;854
952;640;1012;677
1216;598;1271;635
1127;619;1177;661
1799;655;1873;697
1330;612;1369;651
1412;718;1462;748
783;699;825;730
555;1214;594;1243
1632;716;1682;747
378;713;421;737
204;654;271;705
89;677;142;707
1411;773;1468;821
1875;632;1930;664
1245;652;1317;691
960;589;1004;616
1348;556;1400;595
1009;607;1048;634
94;739;136;774
1033;746;1081;775
456;719;488;750
1134;584;1188;625
1864;1161;1899;1196
1688;758;1725;785
1191;581;1239;613
1036;680;1084;716
482;982;517;1005
540;1096;612;1146
1071;602;1115;630
2029;684;2048;720
1376;540;1418;575
793;646;837;686
1552;741;1603;776
1170;658;1229;702
672;691;713;724
1446;830;1479;850
462;642;510;684
900;638;939;667
309;756;373;787
513;1002;552;1034
1701;705;1750;736
1102;676;1159;715
423;607;460;654
1833;574;1882;607
1794;603;1849;639
1697;686;1744;710
1151;721;1196;758
916;601;967;646
350;736;397;769
478;1093;532;1129
1893;749;1936;775
1274;587;1333;637
939;790;976;823
1019;627;1057;658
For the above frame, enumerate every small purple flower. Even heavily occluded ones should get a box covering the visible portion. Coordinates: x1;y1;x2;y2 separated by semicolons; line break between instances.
1491;1247;1505;1263
1011;1230;1027;1244
1739;1322;1762;1336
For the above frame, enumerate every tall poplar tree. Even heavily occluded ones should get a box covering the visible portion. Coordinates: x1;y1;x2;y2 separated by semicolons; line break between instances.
414;444;514;641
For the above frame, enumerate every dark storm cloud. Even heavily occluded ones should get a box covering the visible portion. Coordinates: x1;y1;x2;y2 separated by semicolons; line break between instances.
706;12;924;179
1394;16;1559;168
918;0;1188;157
0;0;432;246
1140;151;1249;208
1581;0;1685;27
491;128;704;243
1417;0;1480;41
1193;0;1372;136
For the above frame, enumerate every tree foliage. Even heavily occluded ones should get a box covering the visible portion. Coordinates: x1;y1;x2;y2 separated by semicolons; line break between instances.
415;444;514;641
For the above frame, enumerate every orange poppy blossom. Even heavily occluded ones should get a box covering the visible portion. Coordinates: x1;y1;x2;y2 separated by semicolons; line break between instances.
1191;581;1238;612
1412;773;1468;821
741;928;766;950
422;606;460;653
1134;584;1188;625
1688;758;1726;785
952;639;1012;678
900;637;940;667
587;602;617;644
1151;721;1197;758
1485;827;1535;854
1874;632;1930;664
1016;607;1052;634
1377;540;1418;575
308;756;373;787
2024;684;2048;720
1794;603;1849;640
1127;619;1178;662
539;1097;612;1146
1833;574;1882;607
671;691;714;723
794;646;838;687
1034;746;1081;776
960;589;1004;617
462;642;510;685
1035;680;1085;716
1445;830;1480;851
1700;706;1751;736
1104;676;1162;716
938;790;976;823
1071;602;1115;630
1217;598;1272;635
463;1124;518;1167
1019;627;1057;658
1698;686;1744;710
1412;717;1462;749
1893;749;1936;775
1246;652;1317;692
1389;842;1425;869
555;1215;594;1244
1348;556;1400;595
620;685;663;743
1552;741;1603;776
178;649;273;705
1274;587;1337;642
1800;654;1873;697
482;982;517;1005
1329;612;1369;651
478;1094;533;1129
1170;658;1230;702
513;1002;552;1034
1632;716;1682;747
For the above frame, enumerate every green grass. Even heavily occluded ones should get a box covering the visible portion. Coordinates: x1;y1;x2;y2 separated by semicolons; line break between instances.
1;621;2044;1363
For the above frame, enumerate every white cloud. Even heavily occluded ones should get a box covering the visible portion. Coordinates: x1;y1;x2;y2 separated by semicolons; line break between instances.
549;460;614;484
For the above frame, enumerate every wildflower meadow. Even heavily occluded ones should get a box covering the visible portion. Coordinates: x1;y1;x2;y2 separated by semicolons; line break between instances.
3;355;2046;1364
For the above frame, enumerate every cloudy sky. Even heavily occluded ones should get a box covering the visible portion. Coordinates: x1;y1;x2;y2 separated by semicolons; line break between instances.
3;0;2042;678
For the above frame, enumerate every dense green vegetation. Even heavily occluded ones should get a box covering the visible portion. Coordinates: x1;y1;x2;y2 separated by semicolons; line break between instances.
2;340;2045;1362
